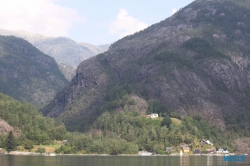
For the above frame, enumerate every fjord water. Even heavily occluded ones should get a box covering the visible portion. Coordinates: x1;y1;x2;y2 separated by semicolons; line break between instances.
0;155;249;166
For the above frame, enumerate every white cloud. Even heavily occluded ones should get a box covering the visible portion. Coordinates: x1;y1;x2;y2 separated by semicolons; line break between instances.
0;0;85;37
109;8;148;38
172;8;178;15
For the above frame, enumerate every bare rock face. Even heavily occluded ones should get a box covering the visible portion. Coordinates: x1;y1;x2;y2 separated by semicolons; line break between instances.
0;119;13;135
130;95;148;114
44;0;250;134
235;139;250;154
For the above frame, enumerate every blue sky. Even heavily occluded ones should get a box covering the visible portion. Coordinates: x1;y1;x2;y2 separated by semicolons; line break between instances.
0;0;194;45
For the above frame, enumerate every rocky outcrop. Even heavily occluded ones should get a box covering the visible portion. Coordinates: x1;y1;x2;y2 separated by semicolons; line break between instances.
0;119;13;135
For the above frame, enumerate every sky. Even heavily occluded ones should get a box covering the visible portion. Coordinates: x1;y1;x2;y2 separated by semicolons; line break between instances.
0;0;194;45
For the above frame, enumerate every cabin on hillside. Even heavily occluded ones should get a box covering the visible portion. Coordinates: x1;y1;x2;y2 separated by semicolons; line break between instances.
201;139;213;146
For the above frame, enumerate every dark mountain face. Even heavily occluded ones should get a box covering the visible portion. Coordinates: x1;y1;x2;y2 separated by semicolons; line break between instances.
0;36;68;109
44;0;250;131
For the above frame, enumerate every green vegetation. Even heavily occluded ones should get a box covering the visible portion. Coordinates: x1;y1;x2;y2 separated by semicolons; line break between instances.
0;92;67;151
53;108;234;155
103;84;133;111
6;131;16;152
182;38;227;60
0;79;238;155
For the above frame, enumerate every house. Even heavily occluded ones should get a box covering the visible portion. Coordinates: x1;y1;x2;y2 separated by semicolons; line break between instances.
150;113;158;118
166;147;173;152
206;140;213;146
180;144;189;153
180;144;188;148
201;139;213;146
217;148;229;154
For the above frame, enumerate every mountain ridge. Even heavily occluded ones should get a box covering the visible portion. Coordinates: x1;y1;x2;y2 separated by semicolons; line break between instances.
43;0;250;132
0;35;68;109
0;29;110;68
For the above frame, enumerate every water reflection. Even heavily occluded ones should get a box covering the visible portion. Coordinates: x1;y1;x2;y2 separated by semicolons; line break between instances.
0;155;249;166
207;156;213;166
180;156;190;166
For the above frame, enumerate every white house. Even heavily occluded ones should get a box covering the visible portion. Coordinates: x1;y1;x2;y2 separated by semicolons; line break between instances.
150;113;158;118
201;139;213;146
206;140;213;146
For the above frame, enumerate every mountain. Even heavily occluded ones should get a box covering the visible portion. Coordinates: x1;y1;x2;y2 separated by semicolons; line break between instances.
0;30;110;81
0;29;109;68
0;35;68;109
43;0;250;133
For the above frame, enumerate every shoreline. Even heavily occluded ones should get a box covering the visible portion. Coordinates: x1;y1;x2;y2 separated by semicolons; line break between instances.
0;151;243;157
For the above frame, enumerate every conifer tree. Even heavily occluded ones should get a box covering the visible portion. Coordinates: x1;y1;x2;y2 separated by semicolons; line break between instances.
6;131;16;152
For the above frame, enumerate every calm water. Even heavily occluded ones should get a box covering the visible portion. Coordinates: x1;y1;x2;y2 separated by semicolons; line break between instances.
0;155;250;166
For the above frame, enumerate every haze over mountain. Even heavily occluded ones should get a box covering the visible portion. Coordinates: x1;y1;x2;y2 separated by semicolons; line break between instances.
0;35;68;109
42;0;250;133
0;29;110;80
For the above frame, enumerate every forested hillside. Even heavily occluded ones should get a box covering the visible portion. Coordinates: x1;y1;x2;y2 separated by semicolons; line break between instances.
0;93;66;152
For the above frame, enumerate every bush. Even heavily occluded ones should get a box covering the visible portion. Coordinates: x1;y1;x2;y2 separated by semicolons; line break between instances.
36;148;46;153
161;117;172;127
24;140;34;151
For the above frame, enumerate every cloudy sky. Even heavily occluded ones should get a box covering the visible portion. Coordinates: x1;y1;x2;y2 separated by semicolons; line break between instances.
0;0;194;45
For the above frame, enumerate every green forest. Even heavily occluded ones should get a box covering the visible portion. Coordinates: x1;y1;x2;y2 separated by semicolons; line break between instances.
0;92;67;152
0;89;237;155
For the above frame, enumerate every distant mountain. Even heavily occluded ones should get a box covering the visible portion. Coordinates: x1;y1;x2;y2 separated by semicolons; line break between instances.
0;30;110;81
43;0;250;134
0;29;109;68
0;35;68;109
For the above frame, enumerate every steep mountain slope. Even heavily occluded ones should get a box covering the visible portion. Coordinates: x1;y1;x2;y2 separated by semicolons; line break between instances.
0;36;68;109
0;29;109;68
43;0;250;132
